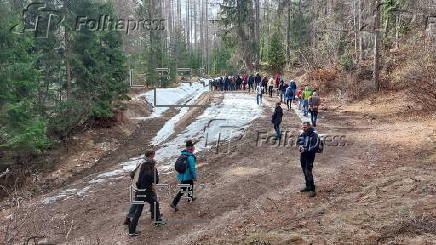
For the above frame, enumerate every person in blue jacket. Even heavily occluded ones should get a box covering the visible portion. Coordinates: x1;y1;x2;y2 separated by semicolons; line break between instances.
170;140;198;211
285;86;294;110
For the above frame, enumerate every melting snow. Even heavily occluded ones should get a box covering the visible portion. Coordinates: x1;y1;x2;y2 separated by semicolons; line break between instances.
134;80;211;119
154;93;263;170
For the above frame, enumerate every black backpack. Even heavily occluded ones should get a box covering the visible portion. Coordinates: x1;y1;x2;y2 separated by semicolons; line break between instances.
175;154;188;174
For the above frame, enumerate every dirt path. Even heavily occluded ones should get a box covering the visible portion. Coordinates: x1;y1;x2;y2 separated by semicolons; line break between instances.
1;91;435;245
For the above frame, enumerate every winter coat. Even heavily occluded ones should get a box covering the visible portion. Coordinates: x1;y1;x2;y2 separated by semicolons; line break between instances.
272;106;284;125
309;95;321;111
261;78;268;88
133;157;159;200
177;150;197;181
268;78;275;87
275;76;281;86
285;87;294;100
296;128;320;153
302;87;313;100
255;75;262;84
297;89;303;98
282;83;289;93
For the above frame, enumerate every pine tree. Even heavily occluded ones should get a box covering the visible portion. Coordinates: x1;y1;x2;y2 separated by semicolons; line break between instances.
0;3;51;153
266;30;286;74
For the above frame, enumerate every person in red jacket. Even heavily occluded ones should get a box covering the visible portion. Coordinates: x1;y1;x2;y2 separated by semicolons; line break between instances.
242;75;248;90
297;87;304;110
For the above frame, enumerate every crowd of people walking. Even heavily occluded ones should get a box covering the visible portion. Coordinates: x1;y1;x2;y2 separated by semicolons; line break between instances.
211;73;321;128
124;73;323;236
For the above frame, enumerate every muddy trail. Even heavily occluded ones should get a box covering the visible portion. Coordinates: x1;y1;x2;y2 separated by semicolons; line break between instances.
1;90;435;245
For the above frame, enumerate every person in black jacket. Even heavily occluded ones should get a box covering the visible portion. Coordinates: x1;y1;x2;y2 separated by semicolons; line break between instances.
296;122;320;197
248;75;255;93
272;102;284;140
128;150;164;236
261;77;268;94
236;75;242;90
255;73;261;87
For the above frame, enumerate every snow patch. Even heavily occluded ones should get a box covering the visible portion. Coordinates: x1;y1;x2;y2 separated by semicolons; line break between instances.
155;93;263;169
151;81;211;145
134;81;210;119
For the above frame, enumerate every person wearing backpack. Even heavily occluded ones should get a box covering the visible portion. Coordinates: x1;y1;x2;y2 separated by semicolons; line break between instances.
309;92;321;127
170;140;198;212
127;150;164;236
296;122;320;197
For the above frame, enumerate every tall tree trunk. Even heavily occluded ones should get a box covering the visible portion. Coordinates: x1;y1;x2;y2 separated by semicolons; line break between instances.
200;0;204;68
373;0;381;91
186;0;190;48
190;0;193;47
65;29;71;100
286;2;291;64
205;0;209;73
177;0;181;24
255;0;260;67
395;14;400;49
359;0;364;61
384;16;390;38
168;0;173;39
353;0;358;57
194;0;197;47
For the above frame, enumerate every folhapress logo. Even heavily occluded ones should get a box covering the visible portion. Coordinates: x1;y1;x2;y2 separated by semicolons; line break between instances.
10;2;64;38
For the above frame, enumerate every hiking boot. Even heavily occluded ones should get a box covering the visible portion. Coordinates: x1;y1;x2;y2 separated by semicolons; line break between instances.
308;191;316;197
153;218;167;227
300;187;311;192
128;231;140;237
188;197;197;203
170;203;179;212
123;217;131;226
151;214;163;221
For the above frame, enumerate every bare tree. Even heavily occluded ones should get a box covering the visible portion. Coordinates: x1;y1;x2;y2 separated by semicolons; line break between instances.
177;0;181;24
373;0;381;91
205;0;210;72
359;0;364;61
